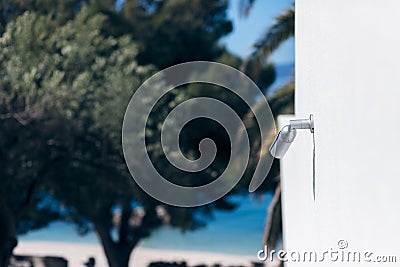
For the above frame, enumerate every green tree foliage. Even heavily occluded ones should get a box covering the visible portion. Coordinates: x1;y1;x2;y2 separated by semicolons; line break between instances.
122;0;233;68
0;7;154;267
0;4;274;267
0;0;85;32
0;0;234;69
0;1;282;267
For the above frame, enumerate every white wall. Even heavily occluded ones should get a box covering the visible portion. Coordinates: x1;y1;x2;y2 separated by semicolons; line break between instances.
280;0;400;266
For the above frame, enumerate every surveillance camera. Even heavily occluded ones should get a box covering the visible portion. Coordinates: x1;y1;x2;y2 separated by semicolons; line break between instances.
269;114;314;159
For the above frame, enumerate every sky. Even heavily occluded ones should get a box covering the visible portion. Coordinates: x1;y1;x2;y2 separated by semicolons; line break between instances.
223;0;294;65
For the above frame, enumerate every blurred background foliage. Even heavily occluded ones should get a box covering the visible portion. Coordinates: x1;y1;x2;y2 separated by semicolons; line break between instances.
0;1;294;267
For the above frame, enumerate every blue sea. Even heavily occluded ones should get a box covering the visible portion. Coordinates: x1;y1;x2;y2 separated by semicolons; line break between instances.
20;194;273;256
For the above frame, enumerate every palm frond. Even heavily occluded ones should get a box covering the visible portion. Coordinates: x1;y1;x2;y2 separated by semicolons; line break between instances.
269;79;295;115
251;7;294;59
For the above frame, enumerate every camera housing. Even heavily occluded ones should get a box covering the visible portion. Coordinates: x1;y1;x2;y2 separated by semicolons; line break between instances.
269;114;314;159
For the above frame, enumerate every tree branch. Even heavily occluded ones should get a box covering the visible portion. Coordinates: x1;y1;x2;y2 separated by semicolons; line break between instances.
0;112;32;126
16;156;64;219
16;178;39;219
94;219;117;266
118;203;132;245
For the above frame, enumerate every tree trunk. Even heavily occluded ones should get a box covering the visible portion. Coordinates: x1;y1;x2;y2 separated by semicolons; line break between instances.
94;221;137;267
263;184;282;248
102;244;131;267
0;197;17;267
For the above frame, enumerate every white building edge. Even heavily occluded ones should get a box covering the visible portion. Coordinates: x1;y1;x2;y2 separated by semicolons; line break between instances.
279;0;400;266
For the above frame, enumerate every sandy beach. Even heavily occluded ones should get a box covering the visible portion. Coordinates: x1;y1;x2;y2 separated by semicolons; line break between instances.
14;241;258;267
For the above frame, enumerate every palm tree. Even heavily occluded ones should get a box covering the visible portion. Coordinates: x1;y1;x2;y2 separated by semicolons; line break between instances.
239;2;295;266
240;1;294;112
